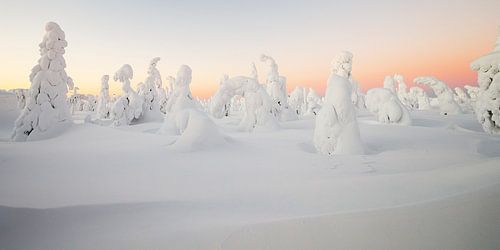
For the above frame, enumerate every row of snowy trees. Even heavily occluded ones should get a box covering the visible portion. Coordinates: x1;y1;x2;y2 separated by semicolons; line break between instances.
12;22;499;151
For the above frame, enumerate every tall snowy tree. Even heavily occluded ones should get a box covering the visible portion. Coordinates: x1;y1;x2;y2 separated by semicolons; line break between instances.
12;22;74;141
314;51;364;155
96;75;110;119
110;64;144;126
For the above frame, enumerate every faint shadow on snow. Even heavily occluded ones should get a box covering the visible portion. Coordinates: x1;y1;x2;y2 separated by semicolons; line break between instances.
476;139;500;157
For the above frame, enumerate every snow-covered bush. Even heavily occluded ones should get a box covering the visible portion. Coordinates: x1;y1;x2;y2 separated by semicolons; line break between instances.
110;64;144;126
314;51;364;155
96;75;111;119
365;88;412;125
414;76;462;115
408;86;430;110
12;22;73;141
261;54;297;121
210;74;279;131
159;65;226;150
470;28;500;134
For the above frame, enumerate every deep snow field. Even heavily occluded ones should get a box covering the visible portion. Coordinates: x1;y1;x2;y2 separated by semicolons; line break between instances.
1;92;500;249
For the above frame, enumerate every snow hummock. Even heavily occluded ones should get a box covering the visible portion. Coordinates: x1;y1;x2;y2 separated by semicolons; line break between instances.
313;51;364;155
12;22;73;141
414;76;463;115
110;64;144;126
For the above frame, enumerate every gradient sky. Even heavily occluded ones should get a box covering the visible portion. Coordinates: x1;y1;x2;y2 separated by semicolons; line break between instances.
0;0;499;98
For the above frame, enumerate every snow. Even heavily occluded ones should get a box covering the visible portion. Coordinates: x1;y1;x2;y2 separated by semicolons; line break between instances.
414;76;463;115
1;91;500;248
96;75;111;119
110;64;144;126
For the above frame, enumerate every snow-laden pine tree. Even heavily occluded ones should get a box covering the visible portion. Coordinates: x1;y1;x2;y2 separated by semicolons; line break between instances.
394;74;411;108
365;88;412;125
12;22;74;141
470;26;500;134
408;86;430;110
289;86;307;116
110;64;144;126
260;54;297;121
96;75;111;119
159;65;225;150
306;88;322;115
414;76;462;115
314;51;364;155
138;57;164;121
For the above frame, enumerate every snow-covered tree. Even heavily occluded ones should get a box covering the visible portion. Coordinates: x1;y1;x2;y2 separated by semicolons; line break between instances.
408;86;430;110
69;86;80;115
383;75;397;93
260;54;297;121
289;86;307;116
96;75;111;119
394;74;411;107
314;51;364;155
159;65;225;150
470;27;500;134
464;85;479;104
454;87;473;112
110;64;144;126
12;22;74;141
365;88;412;125
305;88;322;115
138;57;164;121
414;76;462;115
350;79;366;109
210;75;279;131
13;89;28;109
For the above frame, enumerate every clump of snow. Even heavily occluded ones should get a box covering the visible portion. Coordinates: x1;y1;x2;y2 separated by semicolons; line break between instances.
365;88;412;125
210;73;279;132
96;75;111;119
470;27;500;134
313;51;364;155
110;64;144;126
414;76;462;115
12;22;73;141
159;65;226;150
260;54;297;121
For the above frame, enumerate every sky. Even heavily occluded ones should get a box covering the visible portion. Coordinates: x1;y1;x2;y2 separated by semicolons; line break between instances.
0;0;499;98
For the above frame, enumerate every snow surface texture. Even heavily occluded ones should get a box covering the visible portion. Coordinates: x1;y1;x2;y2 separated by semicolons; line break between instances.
470;28;500;134
313;51;364;155
96;75;111;119
210;74;279;132
11;22;73;141
159;65;226;151
414;76;463;115
261;54;297;121
110;64;144;126
365;88;412;125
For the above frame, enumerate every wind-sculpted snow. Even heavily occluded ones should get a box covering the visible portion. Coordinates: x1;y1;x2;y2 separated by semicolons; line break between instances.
159;65;226;150
414;76;463;115
314;51;364;155
12;22;73;141
366;88;412;125
110;64;144;126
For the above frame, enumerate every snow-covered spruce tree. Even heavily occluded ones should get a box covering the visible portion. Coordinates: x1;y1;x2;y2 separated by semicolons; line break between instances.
470;27;500;134
289;86;307;116
394;74;411;108
408;86;430;110
69;86;80;115
260;54;297;121
96;75;111;119
365;88;412;125
305;88;322;115
454;87;473;113
138;57;164;121
110;64;144;126
383;75;397;94
464;85;479;104
414;76;462;115
13;89;28;109
12;22;74;141
159;65;225;150
313;51;364;155
350;79;366;109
